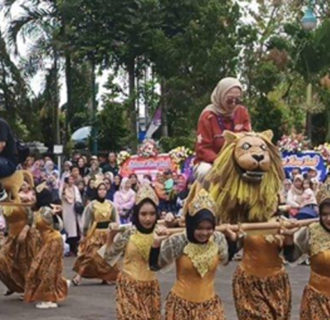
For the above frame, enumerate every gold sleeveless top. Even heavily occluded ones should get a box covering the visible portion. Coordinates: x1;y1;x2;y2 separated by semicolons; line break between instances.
122;232;155;282
93;201;113;223
172;253;220;303
309;223;330;295
241;235;283;277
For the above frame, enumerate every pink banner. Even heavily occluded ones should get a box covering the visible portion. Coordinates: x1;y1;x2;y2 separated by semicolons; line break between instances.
120;154;177;179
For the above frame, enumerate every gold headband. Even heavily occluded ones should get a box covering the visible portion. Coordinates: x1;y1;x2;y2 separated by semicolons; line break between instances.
188;189;217;217
316;181;330;205
136;185;159;206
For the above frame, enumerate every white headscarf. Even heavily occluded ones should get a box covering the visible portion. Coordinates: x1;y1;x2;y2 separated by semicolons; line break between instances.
202;77;242;117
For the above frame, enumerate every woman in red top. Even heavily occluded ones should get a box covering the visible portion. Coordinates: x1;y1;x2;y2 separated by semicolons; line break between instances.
194;77;251;182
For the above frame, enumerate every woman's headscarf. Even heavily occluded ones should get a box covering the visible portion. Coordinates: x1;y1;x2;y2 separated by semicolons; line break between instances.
185;209;216;243
204;77;242;117
120;177;130;192
291;174;304;195
95;182;106;203
44;160;55;175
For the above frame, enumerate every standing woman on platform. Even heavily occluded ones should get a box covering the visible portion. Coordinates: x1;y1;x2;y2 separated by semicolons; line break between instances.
72;182;119;286
149;189;237;320
194;78;251;182
103;185;161;320
284;182;330;320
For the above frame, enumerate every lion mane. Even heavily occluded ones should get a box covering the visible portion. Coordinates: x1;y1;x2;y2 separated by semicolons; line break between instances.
205;130;285;223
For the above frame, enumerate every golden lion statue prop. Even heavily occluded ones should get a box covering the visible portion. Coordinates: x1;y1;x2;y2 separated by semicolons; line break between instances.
192;130;284;223
0;170;34;203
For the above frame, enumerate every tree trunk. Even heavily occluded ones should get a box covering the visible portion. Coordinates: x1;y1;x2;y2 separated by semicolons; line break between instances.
161;79;168;137
127;58;137;152
90;56;98;155
53;54;60;145
65;52;72;143
326;106;330;142
305;83;312;141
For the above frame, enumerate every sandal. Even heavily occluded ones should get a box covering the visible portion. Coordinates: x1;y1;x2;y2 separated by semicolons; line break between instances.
71;277;81;286
4;290;14;296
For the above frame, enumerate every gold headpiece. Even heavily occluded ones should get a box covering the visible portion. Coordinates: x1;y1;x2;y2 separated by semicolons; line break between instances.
136;185;159;206
188;189;217;217
316;181;330;205
94;175;105;188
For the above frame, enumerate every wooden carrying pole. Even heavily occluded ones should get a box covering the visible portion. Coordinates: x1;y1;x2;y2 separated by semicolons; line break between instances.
160;218;319;236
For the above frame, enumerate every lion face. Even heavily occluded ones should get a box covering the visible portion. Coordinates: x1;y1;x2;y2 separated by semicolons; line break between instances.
234;135;271;182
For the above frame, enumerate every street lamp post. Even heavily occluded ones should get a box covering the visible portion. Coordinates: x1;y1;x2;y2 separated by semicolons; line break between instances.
301;0;317;142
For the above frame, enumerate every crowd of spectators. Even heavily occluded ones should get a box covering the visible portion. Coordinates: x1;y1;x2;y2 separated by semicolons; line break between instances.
4;151;192;256
280;167;322;219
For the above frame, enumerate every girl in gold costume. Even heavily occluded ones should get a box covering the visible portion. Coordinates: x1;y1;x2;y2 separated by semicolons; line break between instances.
72;182;119;285
0;205;40;296
24;206;69;309
103;185;161;320
232;227;292;320
285;182;330;320
149;189;235;320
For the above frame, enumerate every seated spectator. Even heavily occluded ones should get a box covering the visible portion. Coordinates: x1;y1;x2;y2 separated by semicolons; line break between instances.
154;172;168;212
290;167;302;181
85;157;103;183
102;152;119;176
297;178;318;219
114;177;136;224
306;167;318;180
287;174;304;216
129;173;140;192
61;160;72;183
18;181;36;203
23;156;35;171
70;165;83;186
85;178;97;203
77;180;87;205
280;179;292;204
104;177;116;201
112;174;122;192
141;174;152;186
77;157;89;178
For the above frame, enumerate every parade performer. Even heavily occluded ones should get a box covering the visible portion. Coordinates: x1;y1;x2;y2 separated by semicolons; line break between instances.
232;224;292;320
284;181;330;320
149;189;237;320
24;206;69;309
0;205;40;296
72;182;119;285
194;77;251;182
102;185;161;320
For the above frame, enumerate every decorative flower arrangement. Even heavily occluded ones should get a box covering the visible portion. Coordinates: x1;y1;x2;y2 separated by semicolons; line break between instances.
169;146;193;166
315;143;330;164
117;150;131;166
277;133;310;153
138;139;159;158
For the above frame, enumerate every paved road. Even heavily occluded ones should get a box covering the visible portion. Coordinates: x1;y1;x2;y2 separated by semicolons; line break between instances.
0;257;309;320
